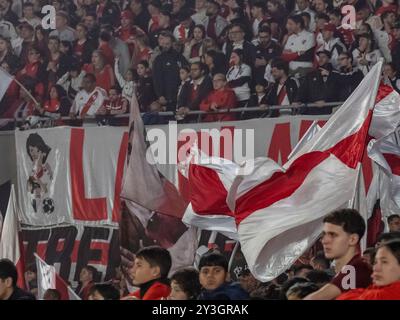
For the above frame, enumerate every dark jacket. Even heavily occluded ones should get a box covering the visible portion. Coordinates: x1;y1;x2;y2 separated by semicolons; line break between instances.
134;8;152;33
3;8;19;25
254;40;282;83
225;41;257;69
198;282;249;300
177;76;213;110
242;93;269;119
137;76;156;112
74;39;97;65
333;67;364;101
153;48;188;109
266;77;299;117
296;65;338;115
98;0;121;27
7;287;36;300
392;40;400;74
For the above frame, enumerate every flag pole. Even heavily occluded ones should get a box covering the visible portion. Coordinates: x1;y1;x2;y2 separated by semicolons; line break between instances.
0;67;40;107
228;241;240;272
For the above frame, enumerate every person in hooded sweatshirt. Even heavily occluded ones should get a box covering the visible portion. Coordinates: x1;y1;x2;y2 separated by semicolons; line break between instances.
197;251;249;300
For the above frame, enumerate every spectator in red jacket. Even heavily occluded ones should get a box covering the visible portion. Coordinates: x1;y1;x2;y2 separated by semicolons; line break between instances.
337;240;400;300
122;246;171;300
200;73;237;122
83;50;115;92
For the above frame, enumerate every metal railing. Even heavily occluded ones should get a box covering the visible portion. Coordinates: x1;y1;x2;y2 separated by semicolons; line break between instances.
0;101;343;129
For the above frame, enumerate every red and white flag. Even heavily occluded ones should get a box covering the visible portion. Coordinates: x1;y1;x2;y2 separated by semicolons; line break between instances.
0;67;13;102
367;85;400;220
181;145;239;240
0;185;26;289
34;253;80;300
228;61;384;281
121;94;188;218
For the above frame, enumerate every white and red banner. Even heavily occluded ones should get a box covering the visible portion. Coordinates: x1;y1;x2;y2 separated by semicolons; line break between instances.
15;127;128;226
35;253;81;300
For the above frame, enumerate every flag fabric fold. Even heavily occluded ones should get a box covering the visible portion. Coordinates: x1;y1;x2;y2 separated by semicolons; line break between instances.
0;185;26;289
228;61;383;282
34;253;81;300
181;146;239;240
121;94;187;218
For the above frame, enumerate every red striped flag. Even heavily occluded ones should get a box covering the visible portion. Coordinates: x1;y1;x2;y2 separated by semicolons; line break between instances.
229;61;385;281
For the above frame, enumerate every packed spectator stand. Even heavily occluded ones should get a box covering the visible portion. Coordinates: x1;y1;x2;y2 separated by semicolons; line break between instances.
1;0;400;302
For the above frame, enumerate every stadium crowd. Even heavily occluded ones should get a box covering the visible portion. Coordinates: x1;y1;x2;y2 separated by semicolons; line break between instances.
1;209;400;300
0;0;399;128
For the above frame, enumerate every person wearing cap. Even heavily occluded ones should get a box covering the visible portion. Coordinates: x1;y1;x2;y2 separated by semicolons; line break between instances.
294;50;338;115
97;0;121;28
49;11;76;43
351;33;383;76
318;22;346;70
392;21;400;72
116;10;146;56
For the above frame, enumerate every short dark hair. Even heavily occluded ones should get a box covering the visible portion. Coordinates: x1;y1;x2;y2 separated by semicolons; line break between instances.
136;246;172;278
83;265;98;279
84;73;97;83
323;208;366;242
258;26;271;35
43;289;61;300
305;270;332;284
138;60;149;69
377;239;400;264
253;1;266;13
0;259;18;288
316;13;330;21
286;282;319;299
388;214;400;224
191;61;208;74
279;277;309;300
89;283;120;300
288;15;305;29
199;251;228;272
271;58;289;75
171;268;201;300
376;231;400;245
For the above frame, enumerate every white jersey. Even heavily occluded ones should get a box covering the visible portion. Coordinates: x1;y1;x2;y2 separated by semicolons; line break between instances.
72;87;107;116
284;30;315;70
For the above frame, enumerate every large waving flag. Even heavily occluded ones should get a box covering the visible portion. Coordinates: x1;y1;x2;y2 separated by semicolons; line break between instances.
34;253;81;300
366;85;400;219
0;185;26;289
121;94;188;218
228;61;384;282
181;146;239;240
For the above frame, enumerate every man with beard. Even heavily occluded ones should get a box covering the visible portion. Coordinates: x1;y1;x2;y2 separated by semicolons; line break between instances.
153;31;188;111
201;0;228;41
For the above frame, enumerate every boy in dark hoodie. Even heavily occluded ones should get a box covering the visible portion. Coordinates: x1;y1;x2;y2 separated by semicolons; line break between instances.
123;246;171;300
197;251;249;300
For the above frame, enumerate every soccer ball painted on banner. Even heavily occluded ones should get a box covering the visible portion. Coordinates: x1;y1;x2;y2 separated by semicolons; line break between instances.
42;198;55;214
